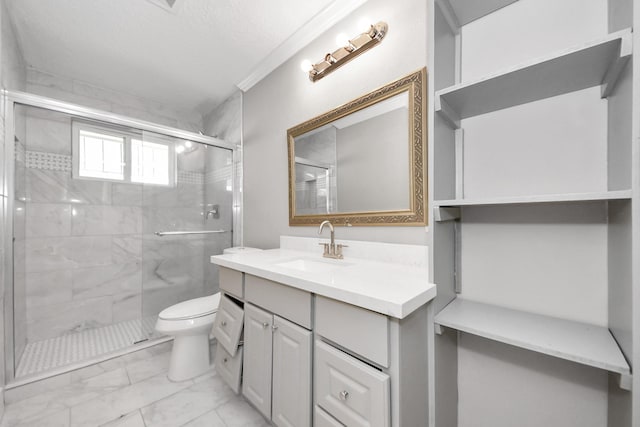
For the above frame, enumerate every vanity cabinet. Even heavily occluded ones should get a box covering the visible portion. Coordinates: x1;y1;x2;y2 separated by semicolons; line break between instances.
243;303;312;426
211;251;435;427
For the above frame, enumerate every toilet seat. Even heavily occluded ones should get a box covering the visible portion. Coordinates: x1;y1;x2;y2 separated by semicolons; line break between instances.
158;293;221;321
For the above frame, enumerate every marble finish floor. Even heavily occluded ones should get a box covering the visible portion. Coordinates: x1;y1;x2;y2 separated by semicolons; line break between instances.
2;343;268;427
17;317;158;378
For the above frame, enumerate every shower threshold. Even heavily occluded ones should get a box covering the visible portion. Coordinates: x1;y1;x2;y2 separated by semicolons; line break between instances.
15;316;161;380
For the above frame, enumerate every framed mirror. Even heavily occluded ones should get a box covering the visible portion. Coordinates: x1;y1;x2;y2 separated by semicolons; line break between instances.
287;68;427;226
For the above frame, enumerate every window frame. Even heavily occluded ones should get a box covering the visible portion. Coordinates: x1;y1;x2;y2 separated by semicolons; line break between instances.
72;120;177;187
130;134;177;187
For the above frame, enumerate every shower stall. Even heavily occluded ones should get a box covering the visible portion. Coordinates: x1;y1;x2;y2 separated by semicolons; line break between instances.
3;92;238;382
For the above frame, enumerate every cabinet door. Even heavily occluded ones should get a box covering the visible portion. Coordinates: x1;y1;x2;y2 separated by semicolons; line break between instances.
243;304;273;419
272;315;312;427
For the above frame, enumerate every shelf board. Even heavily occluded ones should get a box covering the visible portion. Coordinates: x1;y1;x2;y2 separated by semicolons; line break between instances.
436;29;632;128
435;299;630;376
434;190;632;207
437;0;519;31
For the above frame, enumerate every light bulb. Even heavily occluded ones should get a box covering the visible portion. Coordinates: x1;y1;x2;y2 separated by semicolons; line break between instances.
335;33;350;47
175;145;185;154
300;59;313;73
357;17;372;33
184;140;193;149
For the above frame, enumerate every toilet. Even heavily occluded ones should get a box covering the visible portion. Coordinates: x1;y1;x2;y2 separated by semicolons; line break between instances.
156;246;261;381
155;293;221;381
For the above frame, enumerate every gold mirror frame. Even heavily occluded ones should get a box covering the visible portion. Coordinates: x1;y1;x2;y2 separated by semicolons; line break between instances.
287;67;427;226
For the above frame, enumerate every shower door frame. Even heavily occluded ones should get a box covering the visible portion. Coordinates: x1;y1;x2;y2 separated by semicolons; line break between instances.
2;90;241;383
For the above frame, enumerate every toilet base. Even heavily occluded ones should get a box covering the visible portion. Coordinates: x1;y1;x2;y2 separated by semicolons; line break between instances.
167;334;211;382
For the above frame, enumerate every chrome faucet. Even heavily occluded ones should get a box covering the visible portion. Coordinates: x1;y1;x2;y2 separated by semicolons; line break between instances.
318;220;346;259
205;204;219;220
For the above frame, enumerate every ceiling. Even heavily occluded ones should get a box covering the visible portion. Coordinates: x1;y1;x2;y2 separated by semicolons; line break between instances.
5;0;355;116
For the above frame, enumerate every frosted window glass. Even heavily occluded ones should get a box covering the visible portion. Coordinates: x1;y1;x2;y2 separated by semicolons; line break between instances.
78;130;124;180
131;139;172;185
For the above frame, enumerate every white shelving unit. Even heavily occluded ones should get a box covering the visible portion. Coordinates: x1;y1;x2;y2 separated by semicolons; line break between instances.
436;29;632;128
434;299;631;384
428;0;639;426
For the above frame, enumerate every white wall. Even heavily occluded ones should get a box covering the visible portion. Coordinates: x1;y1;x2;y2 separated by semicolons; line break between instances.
243;0;428;249
458;333;608;427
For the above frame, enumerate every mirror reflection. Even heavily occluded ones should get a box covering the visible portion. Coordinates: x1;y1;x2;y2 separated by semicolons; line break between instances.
293;92;409;215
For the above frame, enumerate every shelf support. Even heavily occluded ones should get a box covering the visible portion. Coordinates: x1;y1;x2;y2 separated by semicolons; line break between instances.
618;373;632;391
434;207;461;222
435;0;460;35
618;374;633;391
436;96;461;129
601;31;632;98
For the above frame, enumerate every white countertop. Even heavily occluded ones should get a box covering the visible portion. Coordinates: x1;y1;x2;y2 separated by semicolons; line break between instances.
210;247;436;319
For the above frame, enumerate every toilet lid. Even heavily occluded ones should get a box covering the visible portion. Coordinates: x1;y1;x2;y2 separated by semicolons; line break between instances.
158;293;221;320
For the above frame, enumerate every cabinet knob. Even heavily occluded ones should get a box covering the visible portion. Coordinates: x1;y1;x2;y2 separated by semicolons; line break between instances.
272;324;279;331
221;320;227;327
339;390;349;401
223;357;228;363
262;322;269;329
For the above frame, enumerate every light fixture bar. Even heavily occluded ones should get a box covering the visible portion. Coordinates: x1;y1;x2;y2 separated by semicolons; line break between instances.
307;21;388;82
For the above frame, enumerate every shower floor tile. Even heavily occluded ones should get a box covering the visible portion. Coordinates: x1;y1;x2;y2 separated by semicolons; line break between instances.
16;317;157;378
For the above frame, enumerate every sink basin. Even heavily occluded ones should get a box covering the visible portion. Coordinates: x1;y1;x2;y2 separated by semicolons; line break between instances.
275;258;352;274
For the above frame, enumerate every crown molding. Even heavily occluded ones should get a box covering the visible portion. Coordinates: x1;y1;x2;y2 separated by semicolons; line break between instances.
236;0;368;92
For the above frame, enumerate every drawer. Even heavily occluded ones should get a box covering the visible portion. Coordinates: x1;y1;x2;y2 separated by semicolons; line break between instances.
245;274;311;329
219;267;243;298
314;406;344;427
214;343;243;394
212;294;244;356
315;340;390;427
315;296;389;367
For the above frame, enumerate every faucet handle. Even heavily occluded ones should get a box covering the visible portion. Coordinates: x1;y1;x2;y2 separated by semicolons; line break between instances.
335;243;347;258
318;242;330;256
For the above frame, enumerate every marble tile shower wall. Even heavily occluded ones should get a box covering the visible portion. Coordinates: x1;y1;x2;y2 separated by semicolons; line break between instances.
21;107;230;344
203;90;242;247
26;68;204;133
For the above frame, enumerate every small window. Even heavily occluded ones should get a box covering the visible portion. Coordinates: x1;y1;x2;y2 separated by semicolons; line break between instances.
131;139;172;186
77;129;125;181
72;121;176;187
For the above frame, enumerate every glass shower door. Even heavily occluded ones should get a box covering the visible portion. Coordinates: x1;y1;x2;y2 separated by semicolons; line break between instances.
140;131;233;339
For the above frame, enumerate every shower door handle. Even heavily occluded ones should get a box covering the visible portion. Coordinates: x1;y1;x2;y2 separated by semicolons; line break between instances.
154;230;228;237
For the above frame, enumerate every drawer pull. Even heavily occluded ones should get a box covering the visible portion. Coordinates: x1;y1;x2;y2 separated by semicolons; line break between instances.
221;320;227;327
339;390;349;401
262;322;269;329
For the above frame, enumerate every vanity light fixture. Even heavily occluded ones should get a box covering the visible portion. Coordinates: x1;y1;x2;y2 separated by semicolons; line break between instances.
302;21;388;82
